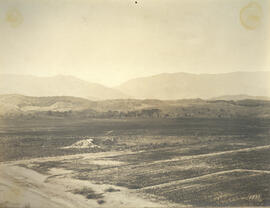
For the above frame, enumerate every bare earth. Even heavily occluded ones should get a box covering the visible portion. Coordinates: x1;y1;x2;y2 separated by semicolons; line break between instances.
0;152;176;208
1;118;270;207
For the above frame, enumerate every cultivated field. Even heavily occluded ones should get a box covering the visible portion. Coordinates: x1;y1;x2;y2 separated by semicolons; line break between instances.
0;117;270;207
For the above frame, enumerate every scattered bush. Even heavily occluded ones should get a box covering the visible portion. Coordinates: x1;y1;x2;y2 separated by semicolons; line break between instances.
97;199;106;204
105;187;120;192
72;187;103;199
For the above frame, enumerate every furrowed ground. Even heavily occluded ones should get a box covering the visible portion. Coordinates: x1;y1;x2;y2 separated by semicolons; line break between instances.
0;117;270;207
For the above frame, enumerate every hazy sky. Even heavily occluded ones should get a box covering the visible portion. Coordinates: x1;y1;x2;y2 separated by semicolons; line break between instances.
0;0;269;86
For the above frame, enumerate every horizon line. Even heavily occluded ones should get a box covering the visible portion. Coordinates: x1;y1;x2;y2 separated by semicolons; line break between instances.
1;70;270;88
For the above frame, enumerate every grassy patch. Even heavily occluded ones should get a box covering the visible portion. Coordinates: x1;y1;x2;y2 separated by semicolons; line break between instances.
72;187;103;200
31;160;65;174
97;199;106;204
105;187;120;192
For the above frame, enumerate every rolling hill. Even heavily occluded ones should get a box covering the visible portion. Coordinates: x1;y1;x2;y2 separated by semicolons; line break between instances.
211;94;270;101
1;94;270;119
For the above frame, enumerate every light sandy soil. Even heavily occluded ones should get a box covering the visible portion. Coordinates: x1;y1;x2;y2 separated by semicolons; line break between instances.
0;152;175;208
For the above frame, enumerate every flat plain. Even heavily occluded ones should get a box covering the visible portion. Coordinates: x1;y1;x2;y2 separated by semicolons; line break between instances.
0;117;270;207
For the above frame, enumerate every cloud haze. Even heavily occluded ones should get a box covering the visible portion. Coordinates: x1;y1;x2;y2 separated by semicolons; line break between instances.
0;0;269;86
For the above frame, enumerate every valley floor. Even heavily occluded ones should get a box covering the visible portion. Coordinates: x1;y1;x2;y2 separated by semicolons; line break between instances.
0;152;171;208
0;118;270;207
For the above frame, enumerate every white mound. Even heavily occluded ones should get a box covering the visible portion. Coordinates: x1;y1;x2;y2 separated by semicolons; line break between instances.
64;138;99;149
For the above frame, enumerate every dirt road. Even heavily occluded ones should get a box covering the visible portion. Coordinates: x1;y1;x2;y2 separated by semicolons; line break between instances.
0;159;168;208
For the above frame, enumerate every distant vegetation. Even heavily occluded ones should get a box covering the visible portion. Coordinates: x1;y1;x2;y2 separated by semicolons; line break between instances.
1;94;270;119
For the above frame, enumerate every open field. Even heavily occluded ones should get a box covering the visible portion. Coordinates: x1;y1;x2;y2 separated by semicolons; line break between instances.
0;117;270;207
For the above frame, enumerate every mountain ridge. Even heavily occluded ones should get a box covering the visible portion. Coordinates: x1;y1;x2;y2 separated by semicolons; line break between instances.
1;71;270;100
116;71;270;100
0;74;128;100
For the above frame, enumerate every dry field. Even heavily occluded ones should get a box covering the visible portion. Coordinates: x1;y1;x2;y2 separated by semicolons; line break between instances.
0;117;270;207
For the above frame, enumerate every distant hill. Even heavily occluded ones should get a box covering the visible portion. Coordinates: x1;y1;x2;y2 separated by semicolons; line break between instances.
1;94;270;119
0;74;127;100
116;71;270;100
2;72;270;101
211;94;270;101
0;94;95;117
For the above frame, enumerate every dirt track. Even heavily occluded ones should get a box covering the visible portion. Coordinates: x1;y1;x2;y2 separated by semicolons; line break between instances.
0;158;170;208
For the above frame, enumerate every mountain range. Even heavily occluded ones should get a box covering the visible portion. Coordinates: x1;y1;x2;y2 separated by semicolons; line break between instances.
0;74;127;100
116;71;270;99
0;71;270;100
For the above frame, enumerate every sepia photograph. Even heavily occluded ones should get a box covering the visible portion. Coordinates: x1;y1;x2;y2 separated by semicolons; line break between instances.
0;0;270;207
